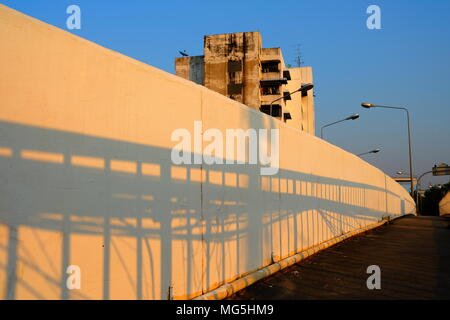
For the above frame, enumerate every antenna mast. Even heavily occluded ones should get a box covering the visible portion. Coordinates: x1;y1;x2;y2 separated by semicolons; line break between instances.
294;44;304;67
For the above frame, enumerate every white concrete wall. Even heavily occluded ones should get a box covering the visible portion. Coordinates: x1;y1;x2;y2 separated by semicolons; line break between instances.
440;192;450;216
0;5;415;300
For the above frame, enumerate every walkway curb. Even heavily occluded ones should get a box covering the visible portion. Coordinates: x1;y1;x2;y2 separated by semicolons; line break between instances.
193;219;388;300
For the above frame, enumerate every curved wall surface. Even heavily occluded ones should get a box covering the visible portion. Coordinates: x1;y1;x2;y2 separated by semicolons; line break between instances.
0;5;415;300
440;192;450;216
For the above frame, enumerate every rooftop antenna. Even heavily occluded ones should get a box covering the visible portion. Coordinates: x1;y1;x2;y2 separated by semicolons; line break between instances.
179;50;189;57
294;44;304;67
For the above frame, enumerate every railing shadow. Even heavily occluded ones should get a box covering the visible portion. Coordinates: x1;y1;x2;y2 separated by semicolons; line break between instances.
0;120;411;299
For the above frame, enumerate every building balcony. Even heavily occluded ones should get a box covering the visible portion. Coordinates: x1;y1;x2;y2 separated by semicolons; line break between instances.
260;78;288;86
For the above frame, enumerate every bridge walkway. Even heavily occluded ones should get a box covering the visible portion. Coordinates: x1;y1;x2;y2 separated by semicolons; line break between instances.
228;215;450;299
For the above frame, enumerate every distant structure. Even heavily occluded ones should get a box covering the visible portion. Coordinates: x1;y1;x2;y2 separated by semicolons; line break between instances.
175;31;315;134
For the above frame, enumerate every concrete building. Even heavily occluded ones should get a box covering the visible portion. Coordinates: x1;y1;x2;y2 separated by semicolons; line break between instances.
175;31;315;135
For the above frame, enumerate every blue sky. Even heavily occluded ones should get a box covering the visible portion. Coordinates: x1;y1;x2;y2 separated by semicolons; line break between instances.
2;0;449;187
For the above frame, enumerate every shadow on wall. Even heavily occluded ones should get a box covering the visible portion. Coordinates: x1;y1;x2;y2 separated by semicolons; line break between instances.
0;121;412;300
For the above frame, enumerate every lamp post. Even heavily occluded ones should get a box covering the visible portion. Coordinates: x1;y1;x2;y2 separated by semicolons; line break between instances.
357;148;381;157
269;83;314;119
415;170;432;215
361;103;414;196
320;114;360;139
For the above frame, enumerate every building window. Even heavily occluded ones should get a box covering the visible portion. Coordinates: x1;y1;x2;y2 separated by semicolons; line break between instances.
228;60;242;73
260;105;281;117
283;91;292;100
261;85;280;95
228;83;243;95
261;61;279;73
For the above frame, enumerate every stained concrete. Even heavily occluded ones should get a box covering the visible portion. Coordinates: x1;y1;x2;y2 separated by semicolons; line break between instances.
175;32;316;133
174;56;204;85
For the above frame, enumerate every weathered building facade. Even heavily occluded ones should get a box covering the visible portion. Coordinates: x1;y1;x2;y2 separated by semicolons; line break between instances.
175;31;315;135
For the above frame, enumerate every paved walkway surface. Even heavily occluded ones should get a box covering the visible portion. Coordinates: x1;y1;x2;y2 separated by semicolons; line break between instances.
228;215;450;300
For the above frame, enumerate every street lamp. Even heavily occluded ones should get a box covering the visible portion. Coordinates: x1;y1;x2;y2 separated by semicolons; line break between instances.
269;83;314;119
320;113;360;139
361;102;414;196
415;170;432;215
357;148;381;157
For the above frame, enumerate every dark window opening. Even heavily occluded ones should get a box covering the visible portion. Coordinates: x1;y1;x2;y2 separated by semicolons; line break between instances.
261;85;280;95
228;83;243;95
260;105;282;117
283;70;291;80
261;61;279;73
283;91;292;100
228;60;242;73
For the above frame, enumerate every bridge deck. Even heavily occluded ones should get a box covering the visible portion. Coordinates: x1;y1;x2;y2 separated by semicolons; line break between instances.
228;215;450;299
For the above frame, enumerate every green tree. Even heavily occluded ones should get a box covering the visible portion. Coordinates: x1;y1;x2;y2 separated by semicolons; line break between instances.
420;180;450;216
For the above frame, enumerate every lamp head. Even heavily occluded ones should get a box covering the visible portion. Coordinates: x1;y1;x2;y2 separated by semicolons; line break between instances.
361;103;374;109
346;113;360;120
372;148;381;153
298;83;314;92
